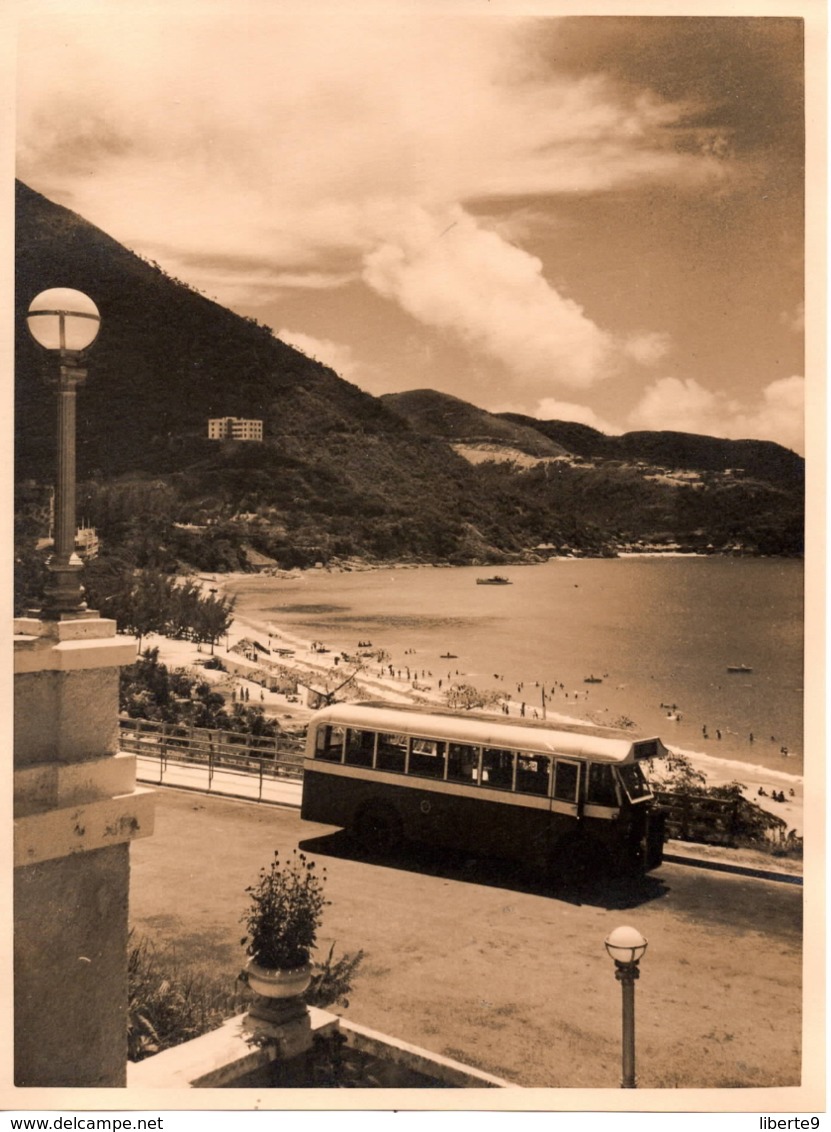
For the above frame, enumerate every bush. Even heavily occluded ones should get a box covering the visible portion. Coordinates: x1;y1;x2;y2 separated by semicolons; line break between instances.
304;943;365;1011
127;934;245;1062
127;932;364;1062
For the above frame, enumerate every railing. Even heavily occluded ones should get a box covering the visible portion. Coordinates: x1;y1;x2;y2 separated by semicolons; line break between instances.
655;789;787;847
119;716;305;801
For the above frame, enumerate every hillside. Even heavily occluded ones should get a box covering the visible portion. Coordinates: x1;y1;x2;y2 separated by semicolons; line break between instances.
380;390;567;459
15;180;804;574
498;413;804;491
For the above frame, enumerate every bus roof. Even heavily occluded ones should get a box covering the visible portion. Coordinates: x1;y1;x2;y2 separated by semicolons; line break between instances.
309;702;667;764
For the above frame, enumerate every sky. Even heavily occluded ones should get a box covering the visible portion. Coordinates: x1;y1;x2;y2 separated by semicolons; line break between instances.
13;1;814;454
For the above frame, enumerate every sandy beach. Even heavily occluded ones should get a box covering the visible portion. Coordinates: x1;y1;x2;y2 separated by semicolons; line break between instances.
137;572;804;839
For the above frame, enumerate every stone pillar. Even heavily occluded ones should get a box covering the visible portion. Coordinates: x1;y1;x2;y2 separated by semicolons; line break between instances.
14;615;154;1087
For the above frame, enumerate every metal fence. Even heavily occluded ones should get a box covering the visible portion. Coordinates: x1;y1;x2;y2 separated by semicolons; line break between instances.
119;716;305;801
655;789;787;847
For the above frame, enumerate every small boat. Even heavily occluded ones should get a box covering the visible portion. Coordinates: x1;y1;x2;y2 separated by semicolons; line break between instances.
476;575;512;585
440;653;458;659
727;664;753;674
584;675;603;684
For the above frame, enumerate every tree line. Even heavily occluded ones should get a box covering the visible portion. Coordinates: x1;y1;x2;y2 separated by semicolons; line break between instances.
84;564;235;652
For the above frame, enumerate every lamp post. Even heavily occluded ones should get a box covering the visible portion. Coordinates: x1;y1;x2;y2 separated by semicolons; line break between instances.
605;924;648;1088
26;288;101;618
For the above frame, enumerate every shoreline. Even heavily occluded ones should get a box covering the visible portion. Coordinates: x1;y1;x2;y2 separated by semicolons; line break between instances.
140;573;804;839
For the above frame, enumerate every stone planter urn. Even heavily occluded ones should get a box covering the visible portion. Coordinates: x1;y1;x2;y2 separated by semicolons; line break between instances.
245;958;312;1000
241;851;326;1046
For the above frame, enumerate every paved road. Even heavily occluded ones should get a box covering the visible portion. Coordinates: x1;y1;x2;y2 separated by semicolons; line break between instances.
129;787;803;1090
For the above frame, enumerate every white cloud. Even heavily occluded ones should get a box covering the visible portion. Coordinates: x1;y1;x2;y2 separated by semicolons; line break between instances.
362;205;616;388
276;329;358;381
16;5;719;393
268;272;357;290
533;398;621;435
627;375;804;453
622;331;672;366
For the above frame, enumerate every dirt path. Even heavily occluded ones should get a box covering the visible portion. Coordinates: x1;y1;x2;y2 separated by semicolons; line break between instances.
129;789;802;1090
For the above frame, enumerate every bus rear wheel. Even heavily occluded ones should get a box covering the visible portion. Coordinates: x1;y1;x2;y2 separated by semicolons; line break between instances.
549;834;612;889
353;804;403;855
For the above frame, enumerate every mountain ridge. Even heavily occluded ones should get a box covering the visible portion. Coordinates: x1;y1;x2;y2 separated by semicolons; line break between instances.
15;180;804;569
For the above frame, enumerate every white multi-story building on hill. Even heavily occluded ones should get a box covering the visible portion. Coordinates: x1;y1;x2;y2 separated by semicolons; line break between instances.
208;417;263;441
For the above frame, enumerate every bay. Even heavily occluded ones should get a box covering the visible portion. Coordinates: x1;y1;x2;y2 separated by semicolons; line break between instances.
224;557;804;782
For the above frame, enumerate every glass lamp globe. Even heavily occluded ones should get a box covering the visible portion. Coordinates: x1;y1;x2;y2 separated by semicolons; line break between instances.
27;288;100;353
605;925;648;964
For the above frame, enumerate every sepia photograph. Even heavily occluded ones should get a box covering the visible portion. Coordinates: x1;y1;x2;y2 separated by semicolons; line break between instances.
6;0;823;1117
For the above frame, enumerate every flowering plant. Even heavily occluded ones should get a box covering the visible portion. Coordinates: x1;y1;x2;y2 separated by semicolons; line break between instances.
241;850;328;970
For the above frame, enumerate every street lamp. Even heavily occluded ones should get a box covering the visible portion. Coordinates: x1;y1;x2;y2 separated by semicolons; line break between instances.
605;924;648;1089
26;288;101;618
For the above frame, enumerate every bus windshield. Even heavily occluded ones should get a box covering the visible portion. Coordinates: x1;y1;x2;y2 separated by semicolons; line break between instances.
616;763;653;803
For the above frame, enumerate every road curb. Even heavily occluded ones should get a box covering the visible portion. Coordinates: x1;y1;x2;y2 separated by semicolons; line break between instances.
662;851;803;886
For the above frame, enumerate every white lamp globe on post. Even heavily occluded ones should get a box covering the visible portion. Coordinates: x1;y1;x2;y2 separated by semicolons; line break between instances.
604;925;648;1089
26;288;101;618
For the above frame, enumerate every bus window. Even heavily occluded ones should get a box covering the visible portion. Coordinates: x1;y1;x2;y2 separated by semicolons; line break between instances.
376;732;408;773
616;763;653;802
316;725;346;762
409;738;446;779
516;754;551;796
344;728;375;768
447;743;481;783
587;763;619;806
481;747;514;789
553;759;580;803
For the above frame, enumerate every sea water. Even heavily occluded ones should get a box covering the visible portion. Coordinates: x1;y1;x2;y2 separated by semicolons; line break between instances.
225;557;805;783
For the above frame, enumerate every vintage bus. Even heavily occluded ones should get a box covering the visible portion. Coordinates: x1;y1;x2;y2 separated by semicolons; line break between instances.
301;703;668;881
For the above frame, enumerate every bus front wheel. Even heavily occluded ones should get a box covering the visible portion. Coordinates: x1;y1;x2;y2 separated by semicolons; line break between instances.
353;804;403;855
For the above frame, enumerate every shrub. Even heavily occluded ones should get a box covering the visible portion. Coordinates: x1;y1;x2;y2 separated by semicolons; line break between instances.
127;934;244;1062
304;943;365;1011
127;932;365;1062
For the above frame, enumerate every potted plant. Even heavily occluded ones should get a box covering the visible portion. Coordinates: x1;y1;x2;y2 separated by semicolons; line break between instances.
241;850;328;1000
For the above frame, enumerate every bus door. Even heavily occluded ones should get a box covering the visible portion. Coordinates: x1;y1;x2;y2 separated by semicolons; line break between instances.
549;758;582;847
508;752;557;866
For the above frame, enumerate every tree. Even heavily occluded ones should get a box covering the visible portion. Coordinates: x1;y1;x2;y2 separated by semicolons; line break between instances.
193;589;235;652
123;571;174;652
